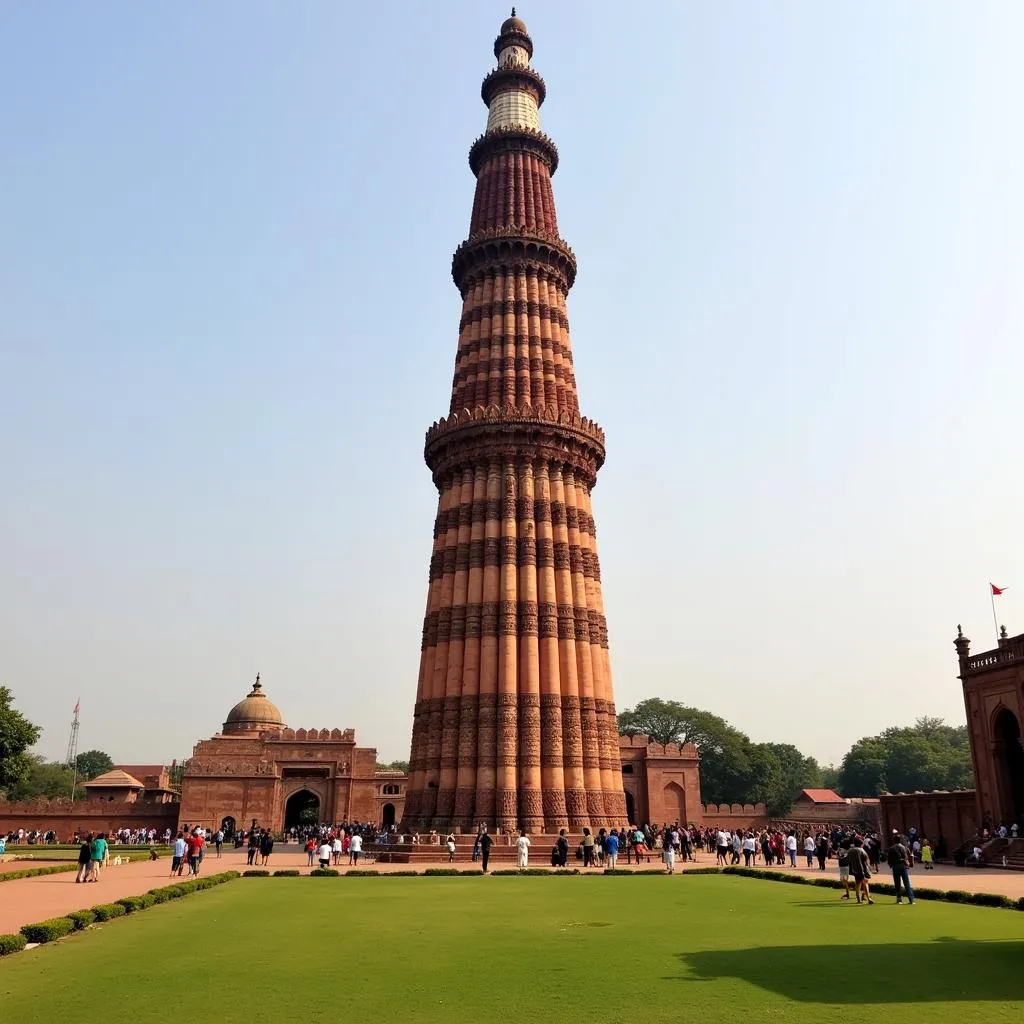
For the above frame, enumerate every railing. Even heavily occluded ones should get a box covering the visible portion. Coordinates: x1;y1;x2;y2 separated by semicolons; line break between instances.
966;641;1024;672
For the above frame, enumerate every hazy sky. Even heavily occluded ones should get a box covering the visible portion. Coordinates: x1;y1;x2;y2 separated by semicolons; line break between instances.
2;2;1022;770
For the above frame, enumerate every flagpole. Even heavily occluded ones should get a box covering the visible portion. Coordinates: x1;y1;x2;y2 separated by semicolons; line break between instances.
991;589;1000;646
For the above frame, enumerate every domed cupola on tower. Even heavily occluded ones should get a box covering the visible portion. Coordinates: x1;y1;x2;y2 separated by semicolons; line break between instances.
223;675;286;734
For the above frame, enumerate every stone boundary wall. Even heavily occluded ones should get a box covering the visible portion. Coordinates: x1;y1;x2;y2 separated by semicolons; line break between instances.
880;790;977;850
699;803;768;829
0;799;179;838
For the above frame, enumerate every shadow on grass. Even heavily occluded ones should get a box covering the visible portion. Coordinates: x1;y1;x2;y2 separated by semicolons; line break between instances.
678;940;1024;1002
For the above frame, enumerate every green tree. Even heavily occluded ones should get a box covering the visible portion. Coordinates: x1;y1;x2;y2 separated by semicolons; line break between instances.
836;718;972;796
378;760;410;774
5;756;78;801
75;749;114;781
0;686;41;793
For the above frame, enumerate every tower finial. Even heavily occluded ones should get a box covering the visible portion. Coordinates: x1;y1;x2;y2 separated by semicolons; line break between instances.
511;7;516;15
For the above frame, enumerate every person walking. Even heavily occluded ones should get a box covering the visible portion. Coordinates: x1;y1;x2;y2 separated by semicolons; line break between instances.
887;831;915;905
446;833;457;863
259;830;274;867
786;832;798;867
479;829;493;873
317;840;332;870
848;836;874;904
557;829;569;868
331;834;343;866
76;835;92;883
214;829;224;858
247;831;259;866
89;832;106;882
581;827;596;868
663;827;677;874
920;838;934;870
171;832;187;877
605;828;619;869
837;842;852;900
348;831;362;866
516;830;531;869
305;836;317;866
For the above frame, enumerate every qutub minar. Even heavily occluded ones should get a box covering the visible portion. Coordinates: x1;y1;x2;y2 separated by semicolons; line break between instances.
404;11;628;833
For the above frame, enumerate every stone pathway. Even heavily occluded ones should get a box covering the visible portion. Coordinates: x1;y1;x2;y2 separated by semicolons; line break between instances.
0;847;1021;935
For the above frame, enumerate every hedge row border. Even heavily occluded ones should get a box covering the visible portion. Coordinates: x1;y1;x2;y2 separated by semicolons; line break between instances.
2;870;241;956
719;866;1024;911
0;864;78;883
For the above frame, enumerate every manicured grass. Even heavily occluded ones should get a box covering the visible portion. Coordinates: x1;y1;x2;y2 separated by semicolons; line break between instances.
1;876;1023;1021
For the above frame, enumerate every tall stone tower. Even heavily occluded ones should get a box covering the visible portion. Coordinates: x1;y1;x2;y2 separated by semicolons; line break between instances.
404;10;627;834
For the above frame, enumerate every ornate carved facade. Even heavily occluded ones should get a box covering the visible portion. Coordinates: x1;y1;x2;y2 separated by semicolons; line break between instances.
404;12;628;832
177;679;405;832
955;627;1024;828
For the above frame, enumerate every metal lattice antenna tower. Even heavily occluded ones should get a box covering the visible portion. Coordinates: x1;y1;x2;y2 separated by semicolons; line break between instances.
65;700;80;769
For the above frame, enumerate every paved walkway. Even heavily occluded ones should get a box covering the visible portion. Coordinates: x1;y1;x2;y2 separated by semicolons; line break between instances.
1;847;1022;935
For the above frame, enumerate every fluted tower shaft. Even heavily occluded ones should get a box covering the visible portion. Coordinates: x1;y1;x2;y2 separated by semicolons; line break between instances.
404;11;627;833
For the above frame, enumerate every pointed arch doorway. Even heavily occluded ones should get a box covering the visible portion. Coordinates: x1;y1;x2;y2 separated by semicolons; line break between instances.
284;789;321;829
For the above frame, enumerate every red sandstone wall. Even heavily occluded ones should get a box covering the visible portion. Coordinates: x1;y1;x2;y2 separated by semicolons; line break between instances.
0;800;179;839
880;791;977;850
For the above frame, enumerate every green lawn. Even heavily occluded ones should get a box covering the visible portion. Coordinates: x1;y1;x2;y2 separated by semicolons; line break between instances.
1;876;1023;1021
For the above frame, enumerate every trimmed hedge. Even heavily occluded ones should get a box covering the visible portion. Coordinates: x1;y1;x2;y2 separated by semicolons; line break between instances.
423;868;460;876
344;869;378;877
720;866;1024;911
0;864;78;883
243;870;270;877
67;909;96;930
309;868;340;877
0;934;27;955
273;869;301;877
386;870;421;876
117;894;156;913
91;903;127;921
21;917;74;943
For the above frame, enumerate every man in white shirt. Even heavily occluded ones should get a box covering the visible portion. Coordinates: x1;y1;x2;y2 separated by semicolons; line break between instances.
786;833;798;867
171;833;187;877
516;830;531;869
349;832;363;865
317;841;332;869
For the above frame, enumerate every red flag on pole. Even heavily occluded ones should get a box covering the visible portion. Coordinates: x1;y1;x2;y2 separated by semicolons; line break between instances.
73;700;80;714
992;584;1006;596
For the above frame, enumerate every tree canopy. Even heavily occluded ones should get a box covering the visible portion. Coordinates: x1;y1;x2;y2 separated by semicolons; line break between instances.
4;756;78;801
836;717;972;796
617;698;823;815
75;750;114;781
0;686;41;792
379;760;410;774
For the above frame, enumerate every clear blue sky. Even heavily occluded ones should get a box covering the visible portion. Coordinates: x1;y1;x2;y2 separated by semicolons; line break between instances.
2;1;1021;769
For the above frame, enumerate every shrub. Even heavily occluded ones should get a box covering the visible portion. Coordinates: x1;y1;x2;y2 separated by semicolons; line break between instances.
0;864;77;883
914;887;945;901
969;892;1014;909
1017;896;1024;912
21;917;74;943
684;867;721;875
489;869;519;875
0;934;27;955
343;869;376;877
387;870;421;876
274;869;301;877
91;903;127;921
67;909;96;930
243;870;270;877
945;889;971;903
310;868;340;877
116;896;145;913
424;868;460;876
147;888;171;903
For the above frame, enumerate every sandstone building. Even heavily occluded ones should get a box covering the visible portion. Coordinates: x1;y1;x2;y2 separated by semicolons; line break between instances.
177;678;406;833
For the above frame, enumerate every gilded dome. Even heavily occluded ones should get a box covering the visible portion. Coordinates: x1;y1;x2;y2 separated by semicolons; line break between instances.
223;675;285;734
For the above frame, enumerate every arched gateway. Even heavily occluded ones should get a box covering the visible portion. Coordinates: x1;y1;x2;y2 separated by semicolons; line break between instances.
284;790;320;829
